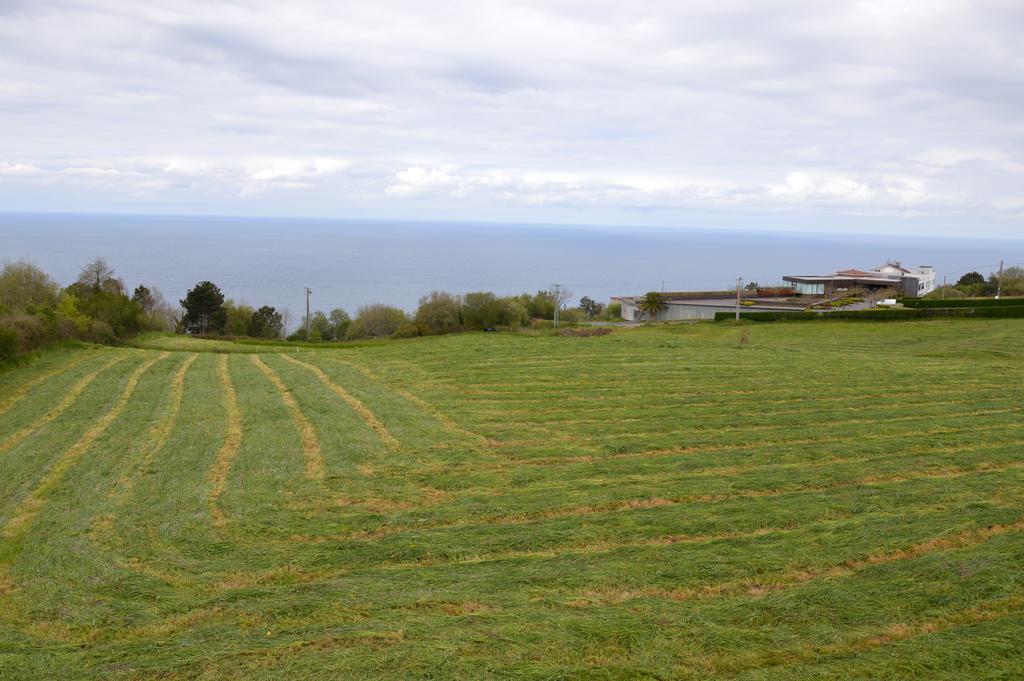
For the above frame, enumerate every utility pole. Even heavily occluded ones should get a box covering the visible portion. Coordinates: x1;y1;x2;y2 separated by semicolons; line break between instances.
305;287;312;339
735;277;742;320
996;260;1004;299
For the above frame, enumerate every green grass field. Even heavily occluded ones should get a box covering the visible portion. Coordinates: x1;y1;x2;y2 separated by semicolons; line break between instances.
1;320;1023;679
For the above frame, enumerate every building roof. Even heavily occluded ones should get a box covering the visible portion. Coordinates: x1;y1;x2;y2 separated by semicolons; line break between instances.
782;274;895;284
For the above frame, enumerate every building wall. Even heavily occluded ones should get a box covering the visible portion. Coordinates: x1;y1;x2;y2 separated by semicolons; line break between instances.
658;304;726;320
617;299;639;320
615;299;735;321
901;270;936;298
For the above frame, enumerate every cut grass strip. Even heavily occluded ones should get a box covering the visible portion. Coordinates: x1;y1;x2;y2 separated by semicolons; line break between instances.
105;353;199;508
706;593;1024;678
567;517;1024;607
279;354;399;450
0;351;93;418
0;352;168;545
250;355;325;482
0;353;128;455
208;354;243;526
330;355;487;443
403;423;1019;473
335;460;1024;541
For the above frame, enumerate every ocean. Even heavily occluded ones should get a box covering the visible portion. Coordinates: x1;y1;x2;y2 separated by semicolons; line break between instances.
2;212;1021;327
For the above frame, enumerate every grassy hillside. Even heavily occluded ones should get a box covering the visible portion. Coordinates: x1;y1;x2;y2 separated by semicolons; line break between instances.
1;320;1023;679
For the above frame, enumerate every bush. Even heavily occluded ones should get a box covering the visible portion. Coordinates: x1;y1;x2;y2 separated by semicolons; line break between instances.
922;286;966;300
604;301;623;320
558;308;585;323
754;287;795;297
393;322;420;338
0;261;59;312
415;291;462;334
71;288;147;337
224;300;255;336
715;305;1024;322
900;297;1024;308
523;290;556;320
347;304;409;339
461;292;527;329
0;327;18;361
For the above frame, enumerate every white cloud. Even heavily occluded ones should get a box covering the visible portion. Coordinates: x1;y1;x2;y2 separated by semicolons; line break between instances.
912;148;1024;174
0;162;44;177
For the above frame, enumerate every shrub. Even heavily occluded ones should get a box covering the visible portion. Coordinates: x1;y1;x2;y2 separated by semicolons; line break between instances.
716;305;1024;322
604;301;623;320
754;287;794;297
224;300;255;336
462;292;525;330
347;304;409;339
415;291;462;334
393;322;420;338
0;261;59;312
900;297;1024;308
0;327;18;361
524;290;556;320
559;308;585;323
922;286;966;300
85;319;117;343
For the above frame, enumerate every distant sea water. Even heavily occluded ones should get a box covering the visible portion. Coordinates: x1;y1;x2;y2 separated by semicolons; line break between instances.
2;213;1021;329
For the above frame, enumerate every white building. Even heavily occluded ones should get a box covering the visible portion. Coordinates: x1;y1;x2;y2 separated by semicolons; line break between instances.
784;261;936;298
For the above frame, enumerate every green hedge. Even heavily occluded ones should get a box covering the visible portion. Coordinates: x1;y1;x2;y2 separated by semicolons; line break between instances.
900;297;1024;308
715;306;1024;322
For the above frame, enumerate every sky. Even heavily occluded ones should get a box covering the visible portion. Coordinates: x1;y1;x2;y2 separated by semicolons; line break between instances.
0;0;1022;237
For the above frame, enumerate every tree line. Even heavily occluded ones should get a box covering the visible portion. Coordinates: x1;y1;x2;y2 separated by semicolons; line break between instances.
180;283;624;342
4;256;1020;361
925;268;1024;299
0;258;625;361
0;258;174;361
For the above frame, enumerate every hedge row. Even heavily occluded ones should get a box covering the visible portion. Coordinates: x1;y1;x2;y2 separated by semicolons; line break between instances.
899;297;1024;308
715;306;1024;322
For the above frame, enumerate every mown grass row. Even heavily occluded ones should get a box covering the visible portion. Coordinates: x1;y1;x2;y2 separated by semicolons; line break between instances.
1;320;1022;678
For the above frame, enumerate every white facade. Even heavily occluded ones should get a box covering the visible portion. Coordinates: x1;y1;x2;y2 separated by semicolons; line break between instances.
613;296;803;321
871;262;936;297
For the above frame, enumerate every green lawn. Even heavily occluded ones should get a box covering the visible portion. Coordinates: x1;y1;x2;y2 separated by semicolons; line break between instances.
1;320;1023;679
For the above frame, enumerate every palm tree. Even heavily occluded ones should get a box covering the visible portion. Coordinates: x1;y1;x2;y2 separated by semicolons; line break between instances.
637;291;667;322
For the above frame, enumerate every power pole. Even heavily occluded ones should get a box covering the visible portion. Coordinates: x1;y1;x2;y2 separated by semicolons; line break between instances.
996;260;1004;299
305;287;312;339
735;277;742;320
